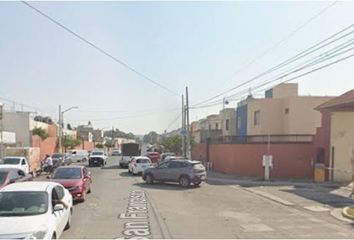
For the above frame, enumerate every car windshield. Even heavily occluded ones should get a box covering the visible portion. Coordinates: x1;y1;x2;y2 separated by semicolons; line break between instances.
52;154;63;158
53;168;82;179
0;172;7;185
91;152;103;156
137;159;150;164
1;158;20;165
0;191;48;216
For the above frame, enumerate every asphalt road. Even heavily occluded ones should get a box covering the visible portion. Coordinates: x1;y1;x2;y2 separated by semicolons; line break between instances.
61;157;354;239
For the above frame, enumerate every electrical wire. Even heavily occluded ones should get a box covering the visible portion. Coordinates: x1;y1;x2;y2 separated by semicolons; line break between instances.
193;24;354;107
21;1;179;96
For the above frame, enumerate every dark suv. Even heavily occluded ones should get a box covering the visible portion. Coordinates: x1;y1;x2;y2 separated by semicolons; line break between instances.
142;160;206;187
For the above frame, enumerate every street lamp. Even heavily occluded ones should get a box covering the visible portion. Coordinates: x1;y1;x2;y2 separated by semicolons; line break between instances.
59;105;79;153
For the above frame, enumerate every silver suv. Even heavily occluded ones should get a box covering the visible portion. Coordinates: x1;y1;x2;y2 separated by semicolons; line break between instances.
142;160;206;187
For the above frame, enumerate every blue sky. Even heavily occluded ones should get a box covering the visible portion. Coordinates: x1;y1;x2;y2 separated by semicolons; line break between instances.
0;1;354;134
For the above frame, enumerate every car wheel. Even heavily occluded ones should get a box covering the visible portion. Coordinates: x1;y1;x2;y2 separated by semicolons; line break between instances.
145;174;154;184
52;233;56;239
194;181;201;186
179;175;190;187
64;209;72;230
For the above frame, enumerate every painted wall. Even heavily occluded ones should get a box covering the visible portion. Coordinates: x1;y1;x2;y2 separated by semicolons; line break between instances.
2;111;31;147
236;104;248;136
330;111;354;182
219;108;237;136
32;135;58;160
246;97;332;136
192;142;314;179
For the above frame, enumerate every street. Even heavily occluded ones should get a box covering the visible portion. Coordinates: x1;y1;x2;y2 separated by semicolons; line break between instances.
61;157;354;239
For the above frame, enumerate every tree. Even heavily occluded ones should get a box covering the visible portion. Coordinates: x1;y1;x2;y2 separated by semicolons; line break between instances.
63;137;81;150
32;127;48;140
95;143;104;149
162;135;182;155
143;131;160;144
104;142;115;148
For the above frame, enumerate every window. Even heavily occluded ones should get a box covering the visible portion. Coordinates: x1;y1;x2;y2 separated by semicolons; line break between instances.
8;170;19;181
226;119;229;131
215;123;219;129
54;186;65;200
21;159;26;165
285;108;289;114
254;110;260;126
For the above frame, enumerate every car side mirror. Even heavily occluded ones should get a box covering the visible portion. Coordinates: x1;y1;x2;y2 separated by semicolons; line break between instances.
53;204;64;212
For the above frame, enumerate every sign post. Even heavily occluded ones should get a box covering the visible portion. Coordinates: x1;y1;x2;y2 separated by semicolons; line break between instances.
262;155;273;180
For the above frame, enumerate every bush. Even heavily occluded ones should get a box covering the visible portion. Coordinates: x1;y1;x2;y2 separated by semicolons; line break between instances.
32;127;48;140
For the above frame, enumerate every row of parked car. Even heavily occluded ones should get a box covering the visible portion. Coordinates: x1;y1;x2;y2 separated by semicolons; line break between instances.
123;152;207;187
0;161;93;239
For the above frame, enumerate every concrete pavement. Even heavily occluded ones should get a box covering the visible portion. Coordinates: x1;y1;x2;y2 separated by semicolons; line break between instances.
60;158;354;239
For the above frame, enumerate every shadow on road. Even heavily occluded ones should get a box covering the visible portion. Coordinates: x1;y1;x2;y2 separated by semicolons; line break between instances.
282;188;354;208
119;171;141;177
100;165;121;170
133;182;199;191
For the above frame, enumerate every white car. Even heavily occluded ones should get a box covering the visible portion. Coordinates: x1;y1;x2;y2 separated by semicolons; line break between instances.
68;149;89;162
128;157;152;175
0;181;73;239
0;157;29;174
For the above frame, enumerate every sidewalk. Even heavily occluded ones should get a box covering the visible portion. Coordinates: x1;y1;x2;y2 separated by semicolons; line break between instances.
207;170;350;189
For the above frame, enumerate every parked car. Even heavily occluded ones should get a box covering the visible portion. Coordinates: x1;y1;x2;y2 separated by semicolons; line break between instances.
159;155;184;164
159;152;175;162
0;168;33;189
145;152;160;164
0;181;73;239
142;160;206;187
0;157;30;174
128;157;152;175
88;150;107;167
69;149;89;162
111;149;122;156
50;166;92;202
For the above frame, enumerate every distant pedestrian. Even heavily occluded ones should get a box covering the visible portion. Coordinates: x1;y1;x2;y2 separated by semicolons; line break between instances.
45;154;53;173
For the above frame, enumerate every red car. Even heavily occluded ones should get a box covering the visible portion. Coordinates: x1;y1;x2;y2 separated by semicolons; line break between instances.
50;166;92;202
0;168;32;189
146;152;160;164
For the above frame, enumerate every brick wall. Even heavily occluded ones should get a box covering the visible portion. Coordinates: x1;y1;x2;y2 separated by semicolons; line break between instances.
192;142;314;179
73;141;94;151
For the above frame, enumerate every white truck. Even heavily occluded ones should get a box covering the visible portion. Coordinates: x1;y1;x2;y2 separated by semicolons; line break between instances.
2;147;41;176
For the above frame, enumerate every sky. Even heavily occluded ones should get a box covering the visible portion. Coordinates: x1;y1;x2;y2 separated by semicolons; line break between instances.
0;1;354;135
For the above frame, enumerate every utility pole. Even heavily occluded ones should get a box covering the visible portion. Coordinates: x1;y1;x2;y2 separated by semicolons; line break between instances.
181;94;186;158
112;126;115;148
58;105;62;154
186;86;191;159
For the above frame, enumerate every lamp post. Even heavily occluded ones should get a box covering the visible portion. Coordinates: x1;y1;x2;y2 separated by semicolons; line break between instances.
58;105;78;153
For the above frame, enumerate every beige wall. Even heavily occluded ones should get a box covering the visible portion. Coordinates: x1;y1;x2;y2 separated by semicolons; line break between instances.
206;115;221;130
247;98;283;135
284;97;333;135
247;96;333;136
330;111;354;182
219;108;237;136
272;83;298;99
2;111;31;147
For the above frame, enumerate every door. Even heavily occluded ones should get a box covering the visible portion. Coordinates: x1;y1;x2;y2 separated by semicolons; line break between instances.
21;158;29;174
165;161;183;181
51;186;68;236
154;162;169;180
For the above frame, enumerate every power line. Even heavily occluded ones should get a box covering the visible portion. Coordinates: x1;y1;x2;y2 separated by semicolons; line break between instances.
193;24;354;107
194;49;354;110
165;113;182;132
224;1;338;84
21;1;179;96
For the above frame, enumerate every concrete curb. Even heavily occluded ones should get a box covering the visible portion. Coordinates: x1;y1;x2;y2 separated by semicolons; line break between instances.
342;206;354;220
330;208;354;223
